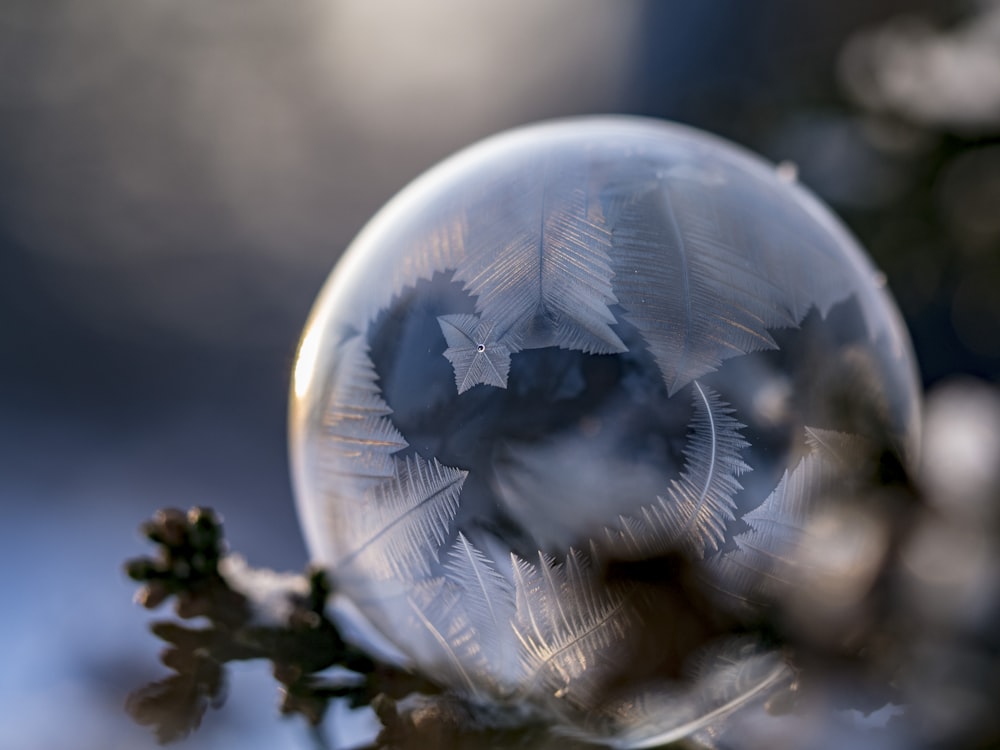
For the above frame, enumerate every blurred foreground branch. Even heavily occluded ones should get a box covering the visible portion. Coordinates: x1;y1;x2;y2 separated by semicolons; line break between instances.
124;507;436;745
124;378;1000;750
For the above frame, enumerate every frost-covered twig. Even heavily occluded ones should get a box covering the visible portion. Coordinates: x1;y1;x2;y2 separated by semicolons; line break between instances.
124;507;434;744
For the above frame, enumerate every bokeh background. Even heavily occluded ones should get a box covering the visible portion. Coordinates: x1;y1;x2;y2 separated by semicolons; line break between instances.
1;1;998;748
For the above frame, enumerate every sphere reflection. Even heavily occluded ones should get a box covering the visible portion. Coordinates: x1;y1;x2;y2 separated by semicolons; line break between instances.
289;117;920;745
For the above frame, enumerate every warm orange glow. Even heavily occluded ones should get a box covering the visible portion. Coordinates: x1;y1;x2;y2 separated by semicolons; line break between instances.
293;323;320;400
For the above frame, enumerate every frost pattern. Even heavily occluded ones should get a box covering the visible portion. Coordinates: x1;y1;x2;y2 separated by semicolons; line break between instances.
442;533;518;686
399;539;645;707
603;382;750;559
607;166;867;394
316;335;408;496
355;157;630;392
301;125;910;746
575;639;790;749
452;159;626;365
511;548;642;709
336;454;466;583
351;141;895;401
404;534;520;696
355;206;467;328
404;578;482;695
437;313;520;393
706;428;868;610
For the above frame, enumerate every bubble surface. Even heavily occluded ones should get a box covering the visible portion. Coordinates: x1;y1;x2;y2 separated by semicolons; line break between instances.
289;117;920;744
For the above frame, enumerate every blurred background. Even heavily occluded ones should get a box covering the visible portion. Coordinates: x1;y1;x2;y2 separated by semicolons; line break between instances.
1;1;998;748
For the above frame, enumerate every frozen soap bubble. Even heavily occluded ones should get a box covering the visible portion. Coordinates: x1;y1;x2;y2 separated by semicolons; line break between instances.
289;117;920;745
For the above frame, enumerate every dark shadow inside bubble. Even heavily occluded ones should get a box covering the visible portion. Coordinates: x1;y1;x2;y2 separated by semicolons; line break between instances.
365;271;904;560
367;273;692;557
707;292;908;540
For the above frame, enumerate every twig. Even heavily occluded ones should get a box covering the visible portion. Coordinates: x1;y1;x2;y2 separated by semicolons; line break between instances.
124;507;437;744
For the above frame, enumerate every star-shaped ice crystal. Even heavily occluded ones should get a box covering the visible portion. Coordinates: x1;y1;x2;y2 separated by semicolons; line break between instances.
437;313;517;393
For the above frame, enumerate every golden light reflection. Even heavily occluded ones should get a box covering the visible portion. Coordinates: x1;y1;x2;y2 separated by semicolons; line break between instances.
293;323;321;400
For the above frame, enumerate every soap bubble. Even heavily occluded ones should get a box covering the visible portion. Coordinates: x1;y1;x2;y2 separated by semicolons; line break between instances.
289;117;920;745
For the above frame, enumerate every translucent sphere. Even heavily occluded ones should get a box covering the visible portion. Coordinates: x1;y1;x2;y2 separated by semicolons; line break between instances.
290;118;920;744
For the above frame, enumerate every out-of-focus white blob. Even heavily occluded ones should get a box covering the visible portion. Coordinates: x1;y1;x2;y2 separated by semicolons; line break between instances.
0;0;641;347
920;378;1000;520
785;504;889;639
839;702;907;730
901;520;998;631
219;554;311;628
892;379;1000;748
839;1;1000;135
316;0;640;147
751;375;794;428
